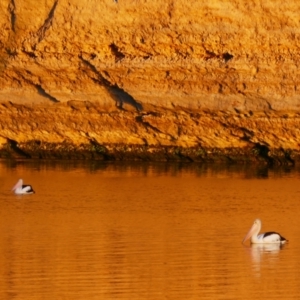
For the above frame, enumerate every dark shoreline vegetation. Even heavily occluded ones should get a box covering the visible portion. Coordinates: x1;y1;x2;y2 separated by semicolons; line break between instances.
0;140;298;166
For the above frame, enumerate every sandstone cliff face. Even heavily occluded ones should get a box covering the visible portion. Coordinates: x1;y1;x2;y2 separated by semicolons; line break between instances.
1;0;300;163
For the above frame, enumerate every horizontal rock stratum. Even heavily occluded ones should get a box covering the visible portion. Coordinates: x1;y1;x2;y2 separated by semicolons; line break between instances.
0;0;300;164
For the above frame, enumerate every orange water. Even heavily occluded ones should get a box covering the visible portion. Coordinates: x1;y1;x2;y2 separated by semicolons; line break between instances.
0;161;300;299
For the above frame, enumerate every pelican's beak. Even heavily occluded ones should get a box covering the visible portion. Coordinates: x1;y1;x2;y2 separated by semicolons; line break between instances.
242;223;258;244
11;179;21;192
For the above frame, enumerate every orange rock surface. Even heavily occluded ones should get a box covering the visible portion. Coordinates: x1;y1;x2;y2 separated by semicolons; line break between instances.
0;0;300;162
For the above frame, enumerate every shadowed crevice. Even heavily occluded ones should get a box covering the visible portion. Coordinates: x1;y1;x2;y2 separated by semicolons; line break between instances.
15;70;59;102
204;50;234;63
135;114;177;142
36;84;59;102
8;0;16;32
222;52;234;62
79;55;143;112
7;139;31;158
253;143;274;165
109;86;143;111
35;0;58;44
109;43;125;62
23;50;38;58
135;115;163;134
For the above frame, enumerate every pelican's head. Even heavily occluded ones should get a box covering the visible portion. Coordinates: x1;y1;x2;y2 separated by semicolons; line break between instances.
242;219;262;244
253;219;261;227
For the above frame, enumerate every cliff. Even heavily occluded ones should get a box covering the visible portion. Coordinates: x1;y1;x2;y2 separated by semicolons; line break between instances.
1;0;300;164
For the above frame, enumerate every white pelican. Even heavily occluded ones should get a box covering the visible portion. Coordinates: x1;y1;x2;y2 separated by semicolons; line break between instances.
242;219;287;244
12;179;35;195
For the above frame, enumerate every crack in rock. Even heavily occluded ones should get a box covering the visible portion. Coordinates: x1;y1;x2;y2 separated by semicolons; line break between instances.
35;0;59;45
36;84;59;102
109;43;125;62
136;114;177;141
8;0;16;32
7;139;31;158
16;71;59;102
79;55;143;112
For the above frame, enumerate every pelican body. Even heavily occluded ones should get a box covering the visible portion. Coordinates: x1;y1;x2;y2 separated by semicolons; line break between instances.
242;219;287;244
12;179;35;195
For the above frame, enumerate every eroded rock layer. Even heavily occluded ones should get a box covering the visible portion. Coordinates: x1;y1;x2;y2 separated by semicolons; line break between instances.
0;102;299;164
1;1;300;163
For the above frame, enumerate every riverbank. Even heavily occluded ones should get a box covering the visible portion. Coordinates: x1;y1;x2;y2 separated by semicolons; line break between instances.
1;102;299;165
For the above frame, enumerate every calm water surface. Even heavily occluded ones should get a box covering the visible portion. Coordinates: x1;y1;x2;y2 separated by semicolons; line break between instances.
0;161;300;300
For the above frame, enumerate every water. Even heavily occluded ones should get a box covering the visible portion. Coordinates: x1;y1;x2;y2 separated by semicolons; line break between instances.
0;161;300;300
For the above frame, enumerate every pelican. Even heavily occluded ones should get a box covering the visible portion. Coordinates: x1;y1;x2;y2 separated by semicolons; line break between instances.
242;219;287;244
12;179;35;195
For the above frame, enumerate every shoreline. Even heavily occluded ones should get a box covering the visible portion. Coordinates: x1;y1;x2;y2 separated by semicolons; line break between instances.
0;141;298;165
1;102;300;166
